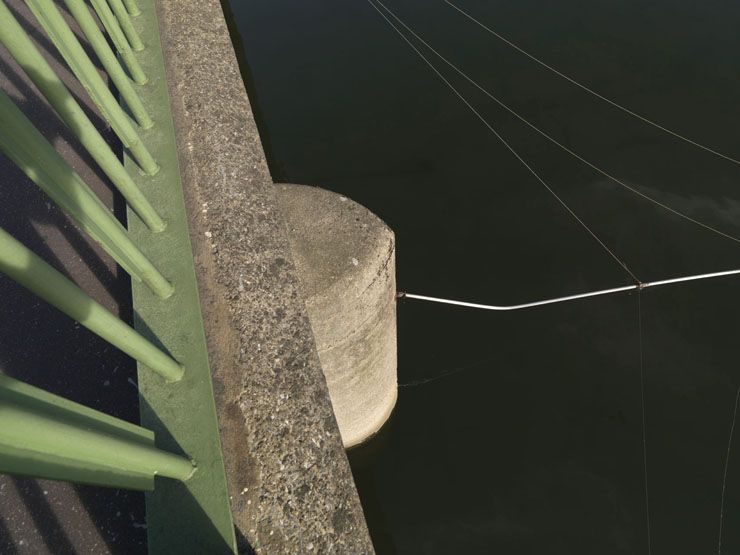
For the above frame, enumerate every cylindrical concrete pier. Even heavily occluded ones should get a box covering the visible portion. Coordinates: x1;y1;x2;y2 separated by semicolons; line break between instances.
277;184;397;448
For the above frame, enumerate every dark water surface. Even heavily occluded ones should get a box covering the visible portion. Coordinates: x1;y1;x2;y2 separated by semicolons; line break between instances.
224;0;740;552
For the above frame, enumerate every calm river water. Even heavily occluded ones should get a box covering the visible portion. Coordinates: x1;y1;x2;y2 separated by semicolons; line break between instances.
225;0;740;552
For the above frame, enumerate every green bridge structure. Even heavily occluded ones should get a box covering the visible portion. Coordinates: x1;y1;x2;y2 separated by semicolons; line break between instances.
0;0;374;552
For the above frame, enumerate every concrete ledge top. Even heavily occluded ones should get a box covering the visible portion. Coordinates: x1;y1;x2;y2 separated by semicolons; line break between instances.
155;1;373;552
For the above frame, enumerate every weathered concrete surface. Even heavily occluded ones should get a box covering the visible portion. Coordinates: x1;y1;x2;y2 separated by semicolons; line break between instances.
277;184;397;448
155;0;374;553
0;1;145;552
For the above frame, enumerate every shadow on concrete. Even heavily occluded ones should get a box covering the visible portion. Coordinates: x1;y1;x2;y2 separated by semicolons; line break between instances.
234;527;256;555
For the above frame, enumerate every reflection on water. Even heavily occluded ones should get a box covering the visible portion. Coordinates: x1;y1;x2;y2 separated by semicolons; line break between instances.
225;0;740;552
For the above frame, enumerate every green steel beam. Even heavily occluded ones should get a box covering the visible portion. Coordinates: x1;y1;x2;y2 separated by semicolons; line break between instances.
24;0;157;169
123;1;237;552
0;1;164;232
107;0;144;51
0;90;173;298
0;374;193;490
0;226;183;382
85;0;147;84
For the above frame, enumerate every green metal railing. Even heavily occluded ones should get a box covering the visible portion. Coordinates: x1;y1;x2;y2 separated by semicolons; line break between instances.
0;0;235;551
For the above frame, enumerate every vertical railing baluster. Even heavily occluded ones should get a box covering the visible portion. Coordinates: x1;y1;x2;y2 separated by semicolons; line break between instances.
24;0;158;171
86;0;147;83
0;374;194;489
0;0;234;541
121;0;141;17
0;1;164;232
107;0;144;51
0;226;183;381
0;90;173;298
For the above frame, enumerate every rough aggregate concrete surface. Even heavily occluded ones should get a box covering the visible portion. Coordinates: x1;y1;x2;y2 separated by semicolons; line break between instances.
155;0;374;553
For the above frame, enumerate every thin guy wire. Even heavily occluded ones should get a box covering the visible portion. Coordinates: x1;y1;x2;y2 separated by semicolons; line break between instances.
444;0;740;167
366;0;640;283
399;354;498;387
638;291;653;555
718;383;740;554
374;0;740;247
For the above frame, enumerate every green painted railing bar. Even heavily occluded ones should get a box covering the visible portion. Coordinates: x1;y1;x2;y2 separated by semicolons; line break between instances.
0;226;184;382
61;0;150;108
0;374;193;490
107;0;144;51
86;0;147;84
122;0;141;17
0;2;164;232
0;90;173;298
0;0;236;547
23;0;158;171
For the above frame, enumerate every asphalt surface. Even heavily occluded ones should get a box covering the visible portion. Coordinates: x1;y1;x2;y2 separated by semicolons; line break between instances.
0;1;145;553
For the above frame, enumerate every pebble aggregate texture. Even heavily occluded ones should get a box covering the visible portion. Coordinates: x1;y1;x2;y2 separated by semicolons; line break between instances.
155;0;374;553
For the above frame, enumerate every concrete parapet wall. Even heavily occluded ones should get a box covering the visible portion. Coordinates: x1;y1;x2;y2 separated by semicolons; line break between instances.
154;0;374;552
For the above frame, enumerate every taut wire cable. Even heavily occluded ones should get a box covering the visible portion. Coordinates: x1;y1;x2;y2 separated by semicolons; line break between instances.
637;291;653;555
366;7;737;550
373;0;740;247
398;268;740;312
399;354;498;388
444;0;740;167
365;0;640;283
718;382;740;554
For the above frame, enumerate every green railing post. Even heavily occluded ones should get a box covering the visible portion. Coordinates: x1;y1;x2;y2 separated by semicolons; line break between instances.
0;1;164;232
85;0;147;84
0;90;173;298
107;0;144;51
0;374;193;489
24;0;158;169
0;226;184;382
0;0;237;549
122;0;141;17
